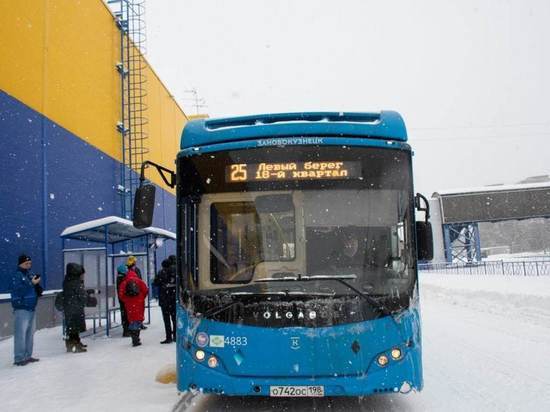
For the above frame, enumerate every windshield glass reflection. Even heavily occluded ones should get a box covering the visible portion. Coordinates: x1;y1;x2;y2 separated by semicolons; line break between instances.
201;189;412;297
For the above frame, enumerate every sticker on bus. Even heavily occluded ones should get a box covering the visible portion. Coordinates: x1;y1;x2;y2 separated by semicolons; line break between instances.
209;335;225;348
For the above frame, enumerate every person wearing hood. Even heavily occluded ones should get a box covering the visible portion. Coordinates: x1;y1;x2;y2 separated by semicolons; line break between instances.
10;254;41;366
118;266;148;347
62;263;88;353
153;258;177;344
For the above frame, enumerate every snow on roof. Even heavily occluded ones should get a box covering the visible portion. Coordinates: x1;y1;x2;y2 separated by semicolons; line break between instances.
60;216;175;243
433;181;550;197
61;216;130;236
144;226;176;239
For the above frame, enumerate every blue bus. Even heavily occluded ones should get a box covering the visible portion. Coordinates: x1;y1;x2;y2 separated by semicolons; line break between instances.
134;111;433;398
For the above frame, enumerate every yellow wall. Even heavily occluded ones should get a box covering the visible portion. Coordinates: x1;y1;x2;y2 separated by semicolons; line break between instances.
0;0;187;192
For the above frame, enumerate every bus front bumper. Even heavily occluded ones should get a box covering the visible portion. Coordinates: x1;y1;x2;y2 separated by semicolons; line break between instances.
177;347;422;397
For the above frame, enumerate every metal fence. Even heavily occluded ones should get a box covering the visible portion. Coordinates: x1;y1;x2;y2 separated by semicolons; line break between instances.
419;260;550;276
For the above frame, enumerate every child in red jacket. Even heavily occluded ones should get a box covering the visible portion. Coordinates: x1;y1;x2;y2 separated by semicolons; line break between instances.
118;268;148;346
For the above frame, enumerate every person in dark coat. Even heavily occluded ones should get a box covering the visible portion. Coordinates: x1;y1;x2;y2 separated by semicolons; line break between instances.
62;263;88;353
116;264;130;337
153;258;177;344
119;268;148;347
325;229;365;271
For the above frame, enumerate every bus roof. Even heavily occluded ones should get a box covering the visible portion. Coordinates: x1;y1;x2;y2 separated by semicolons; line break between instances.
181;111;407;149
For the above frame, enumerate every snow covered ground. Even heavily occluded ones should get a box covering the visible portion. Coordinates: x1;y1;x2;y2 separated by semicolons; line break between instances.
0;307;179;412
2;274;550;411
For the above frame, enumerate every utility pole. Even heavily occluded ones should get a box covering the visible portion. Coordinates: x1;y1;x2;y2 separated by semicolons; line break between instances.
183;88;207;115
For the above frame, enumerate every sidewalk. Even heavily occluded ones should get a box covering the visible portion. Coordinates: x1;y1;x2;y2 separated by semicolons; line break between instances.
0;306;178;412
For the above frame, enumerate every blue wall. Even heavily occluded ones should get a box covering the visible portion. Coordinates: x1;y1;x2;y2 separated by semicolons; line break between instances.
0;90;176;292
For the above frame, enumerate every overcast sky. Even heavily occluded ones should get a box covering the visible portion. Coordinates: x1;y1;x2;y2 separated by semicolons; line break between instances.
145;0;550;195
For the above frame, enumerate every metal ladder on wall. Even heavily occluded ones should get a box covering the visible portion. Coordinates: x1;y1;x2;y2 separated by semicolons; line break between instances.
108;0;149;220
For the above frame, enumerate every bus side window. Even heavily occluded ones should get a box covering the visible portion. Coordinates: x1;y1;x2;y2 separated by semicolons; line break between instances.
390;222;406;272
210;202;260;283
391;223;405;257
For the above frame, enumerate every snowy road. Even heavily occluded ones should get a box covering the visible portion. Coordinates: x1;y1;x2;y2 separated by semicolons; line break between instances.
1;275;550;411
180;275;550;412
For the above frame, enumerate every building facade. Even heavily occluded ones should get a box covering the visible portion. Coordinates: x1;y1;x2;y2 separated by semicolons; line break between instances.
0;0;187;291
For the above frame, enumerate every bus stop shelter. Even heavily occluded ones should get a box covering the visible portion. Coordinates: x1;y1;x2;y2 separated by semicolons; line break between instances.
60;216;176;336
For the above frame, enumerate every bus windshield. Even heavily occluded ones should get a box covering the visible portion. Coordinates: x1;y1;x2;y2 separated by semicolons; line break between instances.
179;145;415;302
205;189;412;295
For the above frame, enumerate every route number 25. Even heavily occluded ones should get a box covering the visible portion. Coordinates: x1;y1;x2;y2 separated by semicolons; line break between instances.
230;164;247;181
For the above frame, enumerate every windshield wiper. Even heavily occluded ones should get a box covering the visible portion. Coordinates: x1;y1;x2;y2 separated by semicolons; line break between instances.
256;273;390;316
230;291;334;297
257;273;357;282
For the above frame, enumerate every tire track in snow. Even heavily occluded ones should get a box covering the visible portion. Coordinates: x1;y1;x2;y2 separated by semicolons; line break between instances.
172;391;200;412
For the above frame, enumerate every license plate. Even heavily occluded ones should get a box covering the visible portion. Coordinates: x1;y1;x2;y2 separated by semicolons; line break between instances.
269;385;324;397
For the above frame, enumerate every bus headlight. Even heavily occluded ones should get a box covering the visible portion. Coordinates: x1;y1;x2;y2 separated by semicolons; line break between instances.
195;350;206;361
207;356;218;368
377;354;389;367
391;348;402;360
196;332;209;348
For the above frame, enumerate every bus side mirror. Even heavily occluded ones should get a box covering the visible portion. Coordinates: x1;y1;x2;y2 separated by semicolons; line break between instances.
133;184;156;229
416;221;433;261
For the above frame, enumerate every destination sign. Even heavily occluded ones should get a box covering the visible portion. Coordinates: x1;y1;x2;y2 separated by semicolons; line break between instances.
226;161;361;182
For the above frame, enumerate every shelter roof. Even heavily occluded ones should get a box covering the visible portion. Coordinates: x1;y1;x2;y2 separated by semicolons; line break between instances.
60;216;175;244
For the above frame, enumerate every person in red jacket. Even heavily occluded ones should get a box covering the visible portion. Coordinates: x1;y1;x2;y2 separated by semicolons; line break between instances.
118;268;148;347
